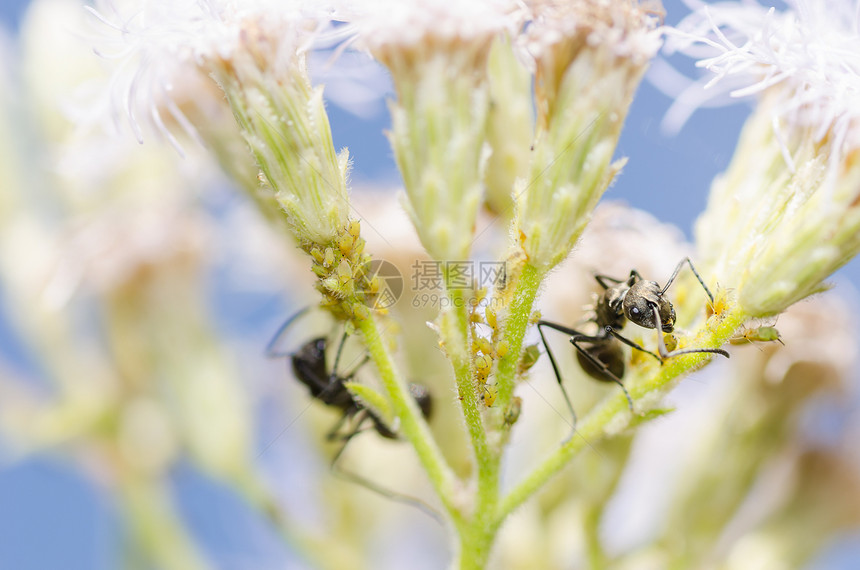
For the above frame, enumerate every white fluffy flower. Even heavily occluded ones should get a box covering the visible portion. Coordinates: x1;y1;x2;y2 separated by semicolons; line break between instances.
86;0;339;148
665;0;860;166
673;1;860;316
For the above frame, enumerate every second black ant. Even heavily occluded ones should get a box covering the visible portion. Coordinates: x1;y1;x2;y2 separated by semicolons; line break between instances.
266;308;438;520
537;257;730;437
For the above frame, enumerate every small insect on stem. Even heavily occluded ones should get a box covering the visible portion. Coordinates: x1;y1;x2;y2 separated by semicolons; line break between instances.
266;308;440;522
729;325;784;346
538;257;730;441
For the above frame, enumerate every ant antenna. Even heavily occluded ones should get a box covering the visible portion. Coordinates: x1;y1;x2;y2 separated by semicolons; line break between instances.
329;417;444;524
265;306;312;358
536;323;578;438
661;257;716;305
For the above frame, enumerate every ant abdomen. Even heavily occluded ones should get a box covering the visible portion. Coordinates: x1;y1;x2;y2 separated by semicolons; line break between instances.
575;339;625;383
409;383;433;421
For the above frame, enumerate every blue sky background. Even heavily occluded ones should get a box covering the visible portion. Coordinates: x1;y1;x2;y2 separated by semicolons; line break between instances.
1;1;859;568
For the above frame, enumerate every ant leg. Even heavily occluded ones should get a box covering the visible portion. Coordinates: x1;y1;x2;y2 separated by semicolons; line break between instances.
568;335;635;415
326;410;367;442
265;306;311;358
594;274;624;290
343;356;371;380
536;321;579;436
648;305;729;360
331;330;349;375
604;327;662;363
594;270;642;290
332;329;371;381
662;257;716;306
329;418;444;524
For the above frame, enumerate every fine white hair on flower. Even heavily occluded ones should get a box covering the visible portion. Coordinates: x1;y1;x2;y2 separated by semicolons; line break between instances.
661;0;860;164
339;0;524;51
520;0;664;68
85;0;341;153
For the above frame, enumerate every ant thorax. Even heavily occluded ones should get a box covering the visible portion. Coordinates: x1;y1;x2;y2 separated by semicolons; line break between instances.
596;284;628;330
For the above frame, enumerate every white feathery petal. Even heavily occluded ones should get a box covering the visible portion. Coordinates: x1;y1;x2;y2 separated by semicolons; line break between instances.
664;0;860;157
86;0;339;148
342;0;523;50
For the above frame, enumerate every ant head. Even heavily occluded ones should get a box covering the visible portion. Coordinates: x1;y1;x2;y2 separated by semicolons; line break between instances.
623;281;676;332
409;383;433;420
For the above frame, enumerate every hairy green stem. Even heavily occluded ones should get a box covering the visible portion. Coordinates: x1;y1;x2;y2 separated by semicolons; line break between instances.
441;276;499;570
356;314;462;523
443;284;492;476
450;263;546;568
495;263;544;412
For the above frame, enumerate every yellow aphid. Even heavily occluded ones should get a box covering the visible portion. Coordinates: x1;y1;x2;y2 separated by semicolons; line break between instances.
322;277;340;294
663;333;678;353
481;384;498;407
518;344;540;374
312;264;327;278
324;247;336;267
485;307;498;330
475;353;493;377
504;396;522;426
495;340;509;358
337;260;352;284
311;247;325;264
707;287;730;318
348;219;361;238
338;233;355;255
474;337;493;355
730;325;784;345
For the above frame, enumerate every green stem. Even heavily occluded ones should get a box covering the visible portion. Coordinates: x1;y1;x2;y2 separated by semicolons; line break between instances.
449;263;547;568
443;285;492;476
495;263;544;411
456;524;496;570
356;314;462;523
584;505;608;570
120;475;210;570
493;306;748;528
441;279;499;569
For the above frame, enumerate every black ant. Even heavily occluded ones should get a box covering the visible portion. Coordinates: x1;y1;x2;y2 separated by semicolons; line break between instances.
266;308;438;520
537;257;730;437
